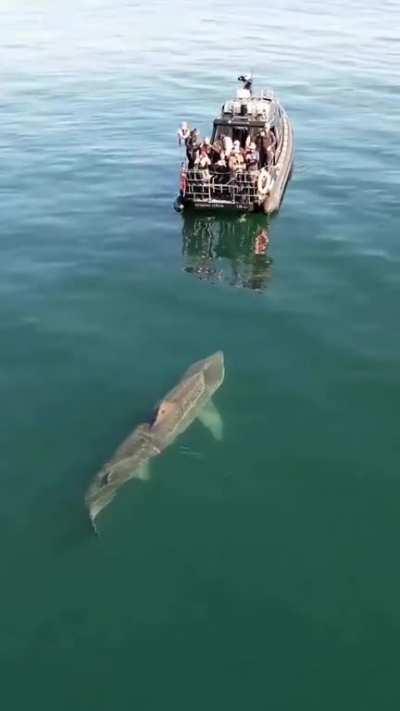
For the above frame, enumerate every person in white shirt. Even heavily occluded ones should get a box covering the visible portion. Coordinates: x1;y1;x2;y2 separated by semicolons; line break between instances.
195;149;211;181
177;121;190;146
222;134;233;157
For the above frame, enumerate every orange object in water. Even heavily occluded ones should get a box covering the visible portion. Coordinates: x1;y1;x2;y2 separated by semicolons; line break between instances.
255;230;269;255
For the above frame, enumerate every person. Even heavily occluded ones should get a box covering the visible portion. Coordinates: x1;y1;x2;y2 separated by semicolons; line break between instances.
212;151;228;188
214;151;228;178
222;133;233;157
256;130;274;168
256;131;267;167
211;139;224;162
266;128;277;150
195;149;211;182
216;151;227;168
200;137;213;157
245;142;259;168
208;140;222;164
177;121;190;146
228;145;245;174
233;139;243;154
186;129;201;168
196;137;219;166
245;142;260;183
265;129;276;166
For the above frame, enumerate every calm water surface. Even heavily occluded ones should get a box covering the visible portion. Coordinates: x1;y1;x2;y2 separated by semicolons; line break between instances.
1;1;400;708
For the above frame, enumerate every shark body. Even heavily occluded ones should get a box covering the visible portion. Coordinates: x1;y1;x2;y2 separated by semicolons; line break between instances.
85;351;224;526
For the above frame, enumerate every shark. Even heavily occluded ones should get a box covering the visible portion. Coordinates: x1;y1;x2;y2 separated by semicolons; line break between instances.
85;351;225;527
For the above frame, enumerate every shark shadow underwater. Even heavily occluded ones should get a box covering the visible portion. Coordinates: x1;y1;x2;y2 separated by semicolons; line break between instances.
85;351;225;528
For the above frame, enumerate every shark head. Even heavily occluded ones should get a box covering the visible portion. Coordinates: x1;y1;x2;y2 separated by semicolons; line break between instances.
150;352;225;445
181;351;224;396
200;351;225;394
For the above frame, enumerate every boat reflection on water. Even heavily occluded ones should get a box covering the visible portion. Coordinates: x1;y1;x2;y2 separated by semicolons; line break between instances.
182;213;273;292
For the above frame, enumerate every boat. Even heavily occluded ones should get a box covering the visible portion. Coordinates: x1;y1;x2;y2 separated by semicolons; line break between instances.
175;75;294;214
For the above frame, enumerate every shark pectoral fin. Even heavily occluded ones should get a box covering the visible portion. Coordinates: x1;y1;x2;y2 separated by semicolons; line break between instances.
197;399;223;441
136;461;151;481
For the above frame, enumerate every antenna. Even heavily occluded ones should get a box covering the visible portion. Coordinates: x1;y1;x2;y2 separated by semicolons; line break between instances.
238;73;253;93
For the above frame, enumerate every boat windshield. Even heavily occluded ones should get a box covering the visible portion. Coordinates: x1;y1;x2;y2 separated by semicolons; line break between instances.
213;124;263;148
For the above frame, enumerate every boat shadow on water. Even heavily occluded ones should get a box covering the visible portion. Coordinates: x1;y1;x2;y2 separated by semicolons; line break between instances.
181;212;273;293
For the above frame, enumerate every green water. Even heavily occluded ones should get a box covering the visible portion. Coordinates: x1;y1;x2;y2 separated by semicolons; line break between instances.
1;1;400;708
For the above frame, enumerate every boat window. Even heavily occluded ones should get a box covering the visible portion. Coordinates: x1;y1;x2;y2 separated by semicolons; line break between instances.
232;127;248;147
214;125;249;146
213;125;226;143
213;124;265;148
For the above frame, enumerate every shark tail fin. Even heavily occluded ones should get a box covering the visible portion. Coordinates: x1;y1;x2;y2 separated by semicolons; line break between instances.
89;512;100;536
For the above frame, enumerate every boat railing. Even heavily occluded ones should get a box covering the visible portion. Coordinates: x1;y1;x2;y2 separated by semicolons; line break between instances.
182;167;260;208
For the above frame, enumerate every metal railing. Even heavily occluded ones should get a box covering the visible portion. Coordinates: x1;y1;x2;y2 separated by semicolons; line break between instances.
183;168;259;209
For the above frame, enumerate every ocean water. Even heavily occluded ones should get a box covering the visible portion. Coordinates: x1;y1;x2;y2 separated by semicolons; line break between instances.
1;1;400;708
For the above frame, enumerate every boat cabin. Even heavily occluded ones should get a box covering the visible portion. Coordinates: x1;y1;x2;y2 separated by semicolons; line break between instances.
211;94;283;151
